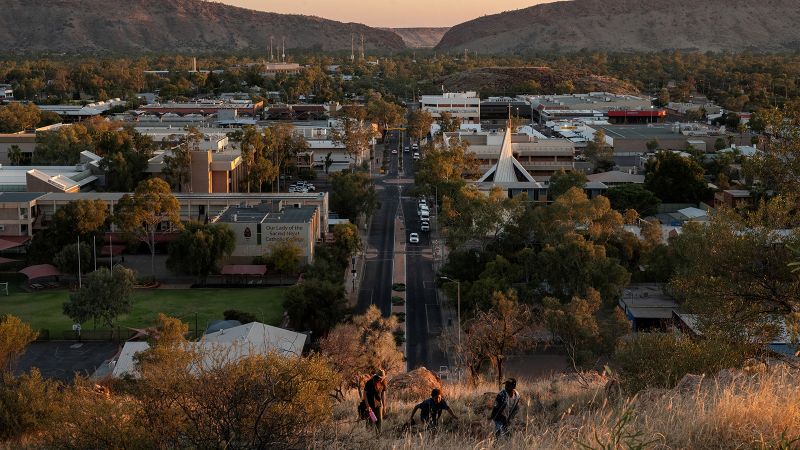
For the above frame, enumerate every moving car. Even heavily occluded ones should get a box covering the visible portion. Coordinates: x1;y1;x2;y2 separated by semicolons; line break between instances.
391;149;398;154
409;232;420;244
404;146;410;152
413;152;420;160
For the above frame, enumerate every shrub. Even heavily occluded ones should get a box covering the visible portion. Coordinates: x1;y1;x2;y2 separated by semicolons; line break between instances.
613;332;749;392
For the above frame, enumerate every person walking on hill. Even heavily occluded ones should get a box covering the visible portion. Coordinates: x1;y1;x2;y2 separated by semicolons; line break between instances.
362;369;388;433
490;378;521;437
409;388;458;430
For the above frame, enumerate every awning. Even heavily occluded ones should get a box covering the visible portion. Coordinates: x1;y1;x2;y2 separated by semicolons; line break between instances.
19;264;61;280
220;265;267;276
0;236;29;251
0;256;18;264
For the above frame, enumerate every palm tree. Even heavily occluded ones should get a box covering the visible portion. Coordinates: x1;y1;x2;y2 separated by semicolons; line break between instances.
7;145;24;166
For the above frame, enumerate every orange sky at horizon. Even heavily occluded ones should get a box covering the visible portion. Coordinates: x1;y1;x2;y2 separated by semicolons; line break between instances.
217;0;559;28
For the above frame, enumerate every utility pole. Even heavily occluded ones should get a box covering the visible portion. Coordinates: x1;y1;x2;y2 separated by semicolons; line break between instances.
77;235;81;288
270;36;274;61
360;33;365;60
350;33;355;62
281;37;286;62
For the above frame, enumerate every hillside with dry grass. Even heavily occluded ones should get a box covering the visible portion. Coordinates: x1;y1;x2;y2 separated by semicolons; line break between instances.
433;66;640;96
321;362;800;449
437;0;800;54
0;0;406;55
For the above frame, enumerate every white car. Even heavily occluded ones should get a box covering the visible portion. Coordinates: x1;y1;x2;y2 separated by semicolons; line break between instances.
409;233;420;244
404;146;410;152
420;221;430;232
306;184;316;192
413;152;420;160
391;149;398;154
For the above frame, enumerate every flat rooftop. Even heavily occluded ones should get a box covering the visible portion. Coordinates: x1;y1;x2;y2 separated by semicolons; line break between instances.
217;202;317;224
524;93;651;111
593;124;684;140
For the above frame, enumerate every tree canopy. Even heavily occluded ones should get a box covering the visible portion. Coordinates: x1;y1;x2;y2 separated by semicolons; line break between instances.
63;266;136;329
645;151;710;203
166;222;236;285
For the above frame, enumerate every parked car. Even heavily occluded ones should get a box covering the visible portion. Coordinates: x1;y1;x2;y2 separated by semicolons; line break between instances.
420;221;430;231
409;232;420;244
306;184;316;192
391;149;398;154
413;152;420;160
404;146;410;152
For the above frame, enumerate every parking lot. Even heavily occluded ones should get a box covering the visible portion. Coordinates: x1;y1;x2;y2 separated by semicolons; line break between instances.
15;341;120;382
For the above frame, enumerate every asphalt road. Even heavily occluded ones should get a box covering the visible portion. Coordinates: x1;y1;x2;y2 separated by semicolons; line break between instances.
356;140;400;317
357;127;447;371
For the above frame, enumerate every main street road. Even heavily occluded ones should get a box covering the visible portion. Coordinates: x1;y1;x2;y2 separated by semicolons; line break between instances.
400;135;447;371
356;136;400;317
356;126;447;371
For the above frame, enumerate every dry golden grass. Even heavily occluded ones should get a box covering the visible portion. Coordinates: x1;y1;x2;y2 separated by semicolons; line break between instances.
314;364;800;449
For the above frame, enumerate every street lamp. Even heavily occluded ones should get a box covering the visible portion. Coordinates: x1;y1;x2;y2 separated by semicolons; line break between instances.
439;276;461;349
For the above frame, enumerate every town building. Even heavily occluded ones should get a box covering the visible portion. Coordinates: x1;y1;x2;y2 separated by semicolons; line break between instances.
473;125;548;200
261;62;302;78
445;129;575;177
618;283;681;331
0;84;13;100
480;97;532;130
420;92;481;125
521;93;662;125
109;321;307;378
714;189;753;209
0;192;328;260
137;100;264;118
38;99;126;122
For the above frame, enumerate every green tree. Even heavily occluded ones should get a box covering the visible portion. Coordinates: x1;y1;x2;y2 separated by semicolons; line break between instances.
50;199;109;244
267;238;303;284
332;105;374;167
7;145;27;166
744;100;800;195
52;242;93;276
414;138;480;198
548;168;588;200
0;315;38;374
407;109;434;142
96;127;154;192
0;103;42;133
332;223;362;261
114;178;182;279
669;196;800;343
33;123;94;165
366;94;405;140
63;266;136;329
264;123;305;191
330;171;378;222
320;305;404;399
645;151;709;203
614;333;747;392
605;184;662;217
166;222;236;286
466;289;533;384
437;111;462;133
284;279;348;337
163;127;200;192
584;129;614;172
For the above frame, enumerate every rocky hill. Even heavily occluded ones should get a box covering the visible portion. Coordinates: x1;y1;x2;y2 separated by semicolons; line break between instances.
0;0;406;55
437;0;800;54
388;28;450;48
433;66;640;96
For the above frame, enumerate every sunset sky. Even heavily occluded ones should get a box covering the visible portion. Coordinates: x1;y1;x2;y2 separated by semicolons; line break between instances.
218;0;556;28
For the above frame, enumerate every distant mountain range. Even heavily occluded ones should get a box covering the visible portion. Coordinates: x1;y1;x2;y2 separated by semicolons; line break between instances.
0;0;405;55
437;0;800;53
387;28;450;48
4;0;800;56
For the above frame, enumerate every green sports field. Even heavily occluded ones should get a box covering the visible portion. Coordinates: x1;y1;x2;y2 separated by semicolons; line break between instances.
0;287;287;333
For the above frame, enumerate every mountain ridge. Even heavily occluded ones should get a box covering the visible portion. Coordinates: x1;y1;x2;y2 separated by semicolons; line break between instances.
437;0;800;54
0;0;406;55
